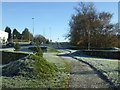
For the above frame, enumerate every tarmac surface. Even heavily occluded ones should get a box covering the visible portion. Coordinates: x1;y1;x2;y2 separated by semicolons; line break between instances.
58;51;113;88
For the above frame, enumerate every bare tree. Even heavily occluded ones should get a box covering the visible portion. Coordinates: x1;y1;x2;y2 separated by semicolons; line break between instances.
67;2;114;48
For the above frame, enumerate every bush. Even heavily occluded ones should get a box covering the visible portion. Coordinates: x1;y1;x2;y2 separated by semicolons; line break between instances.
14;42;21;51
46;40;49;44
32;55;58;78
31;46;59;78
35;46;43;57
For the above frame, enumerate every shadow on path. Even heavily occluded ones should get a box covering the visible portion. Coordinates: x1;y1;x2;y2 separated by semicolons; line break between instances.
57;50;119;89
70;70;98;75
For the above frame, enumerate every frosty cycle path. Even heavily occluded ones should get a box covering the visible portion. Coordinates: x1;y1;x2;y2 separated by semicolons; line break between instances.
58;50;117;89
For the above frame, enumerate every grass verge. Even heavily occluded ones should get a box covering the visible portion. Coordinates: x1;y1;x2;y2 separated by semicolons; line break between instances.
47;47;61;53
1;50;70;88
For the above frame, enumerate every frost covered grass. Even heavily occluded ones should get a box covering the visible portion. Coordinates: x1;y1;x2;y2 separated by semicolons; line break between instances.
44;53;70;73
76;56;120;87
1;48;70;88
1;72;69;88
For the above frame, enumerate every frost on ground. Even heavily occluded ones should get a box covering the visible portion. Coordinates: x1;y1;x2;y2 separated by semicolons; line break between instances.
1;52;70;88
58;52;111;88
75;56;120;87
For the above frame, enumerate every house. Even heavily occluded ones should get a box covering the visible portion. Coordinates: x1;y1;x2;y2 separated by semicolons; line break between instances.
0;30;8;43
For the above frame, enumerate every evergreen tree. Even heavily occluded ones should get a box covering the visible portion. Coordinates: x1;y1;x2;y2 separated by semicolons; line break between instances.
13;28;21;39
5;26;12;41
22;28;30;41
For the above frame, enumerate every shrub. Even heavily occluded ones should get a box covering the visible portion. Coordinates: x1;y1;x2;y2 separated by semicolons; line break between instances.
29;46;47;52
46;40;49;44
14;42;21;51
32;55;58;78
35;46;43;57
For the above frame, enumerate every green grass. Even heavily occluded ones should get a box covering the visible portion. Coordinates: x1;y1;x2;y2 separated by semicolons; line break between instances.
43;52;71;87
14;41;30;44
47;48;61;53
32;54;58;78
43;53;70;72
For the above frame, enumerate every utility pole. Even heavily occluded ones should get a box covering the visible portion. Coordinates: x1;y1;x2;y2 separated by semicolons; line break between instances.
49;28;51;40
49;27;51;41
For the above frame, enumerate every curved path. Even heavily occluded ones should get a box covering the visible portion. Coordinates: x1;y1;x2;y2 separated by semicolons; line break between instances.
58;51;112;88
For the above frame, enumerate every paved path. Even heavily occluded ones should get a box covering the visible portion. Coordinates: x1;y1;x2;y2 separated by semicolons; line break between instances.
58;51;112;88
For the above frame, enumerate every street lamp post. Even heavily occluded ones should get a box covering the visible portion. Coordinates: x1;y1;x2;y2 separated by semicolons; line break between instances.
49;27;51;41
32;18;34;42
118;1;120;30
